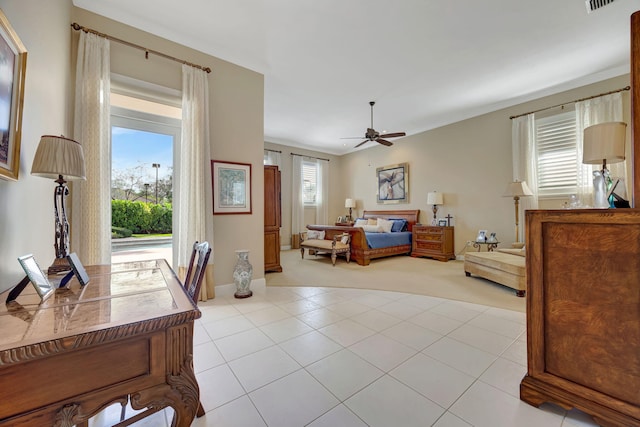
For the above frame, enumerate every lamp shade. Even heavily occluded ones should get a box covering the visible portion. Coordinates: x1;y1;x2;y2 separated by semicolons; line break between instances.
345;198;356;208
31;135;86;180
582;122;626;165
503;181;533;197
427;191;443;205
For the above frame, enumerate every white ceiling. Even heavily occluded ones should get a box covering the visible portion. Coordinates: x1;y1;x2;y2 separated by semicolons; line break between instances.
73;0;638;155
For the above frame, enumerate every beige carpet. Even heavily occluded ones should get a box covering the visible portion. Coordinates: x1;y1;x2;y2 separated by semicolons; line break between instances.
266;250;525;312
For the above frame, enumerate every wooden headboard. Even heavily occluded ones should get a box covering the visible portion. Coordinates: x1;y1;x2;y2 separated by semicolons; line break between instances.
362;210;420;232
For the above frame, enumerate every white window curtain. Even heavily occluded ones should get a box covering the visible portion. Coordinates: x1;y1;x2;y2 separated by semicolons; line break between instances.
511;113;538;243
291;155;304;233
315;159;329;225
174;64;214;301
72;31;112;266
575;92;624;205
264;150;281;167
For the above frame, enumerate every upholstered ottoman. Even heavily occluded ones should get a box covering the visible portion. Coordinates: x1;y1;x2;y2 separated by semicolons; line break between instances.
464;250;526;296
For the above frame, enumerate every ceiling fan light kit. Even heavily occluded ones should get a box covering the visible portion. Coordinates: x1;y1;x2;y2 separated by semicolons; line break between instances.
346;101;406;148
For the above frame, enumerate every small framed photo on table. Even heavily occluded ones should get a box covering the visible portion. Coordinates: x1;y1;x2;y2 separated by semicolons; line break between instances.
17;254;54;302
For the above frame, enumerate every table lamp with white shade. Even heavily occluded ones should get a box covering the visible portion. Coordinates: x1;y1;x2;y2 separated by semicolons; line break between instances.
345;198;356;221
31;135;86;274
582;121;626;209
427;191;443;225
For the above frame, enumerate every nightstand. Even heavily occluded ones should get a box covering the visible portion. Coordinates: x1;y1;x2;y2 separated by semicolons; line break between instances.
411;225;455;261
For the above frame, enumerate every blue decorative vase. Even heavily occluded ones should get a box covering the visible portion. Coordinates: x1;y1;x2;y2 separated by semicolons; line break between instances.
233;250;253;298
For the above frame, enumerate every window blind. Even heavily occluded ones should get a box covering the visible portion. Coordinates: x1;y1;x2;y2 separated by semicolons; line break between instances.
302;161;318;204
535;110;577;196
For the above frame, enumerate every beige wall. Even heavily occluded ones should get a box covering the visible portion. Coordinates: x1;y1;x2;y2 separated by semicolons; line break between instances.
0;2;264;293
71;8;265;287
0;0;72;293
340;74;631;255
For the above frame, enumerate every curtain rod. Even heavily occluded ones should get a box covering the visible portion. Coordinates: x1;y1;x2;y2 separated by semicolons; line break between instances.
290;152;330;162
509;86;630;119
71;22;212;74
264;148;281;153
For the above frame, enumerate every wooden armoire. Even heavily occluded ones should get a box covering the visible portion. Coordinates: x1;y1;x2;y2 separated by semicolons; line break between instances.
264;165;282;272
518;11;640;427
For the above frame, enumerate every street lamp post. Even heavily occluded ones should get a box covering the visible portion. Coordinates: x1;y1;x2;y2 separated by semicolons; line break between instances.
152;163;160;204
144;183;149;202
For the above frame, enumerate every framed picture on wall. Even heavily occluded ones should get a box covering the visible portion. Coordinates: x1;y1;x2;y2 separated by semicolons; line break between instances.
0;9;27;181
211;160;252;214
376;162;409;204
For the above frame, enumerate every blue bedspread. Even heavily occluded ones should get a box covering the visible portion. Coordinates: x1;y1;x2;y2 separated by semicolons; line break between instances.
365;231;412;249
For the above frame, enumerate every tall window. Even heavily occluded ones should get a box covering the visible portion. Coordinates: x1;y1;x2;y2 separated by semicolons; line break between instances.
535;110;578;197
302;161;318;205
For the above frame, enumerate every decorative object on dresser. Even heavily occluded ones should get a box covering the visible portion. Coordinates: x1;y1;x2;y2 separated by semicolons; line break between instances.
520;209;640;426
0;8;27;182
411;225;455;262
582;121;627;208
345;198;356;221
31;135;86;274
426;191;444;225
502;180;533;249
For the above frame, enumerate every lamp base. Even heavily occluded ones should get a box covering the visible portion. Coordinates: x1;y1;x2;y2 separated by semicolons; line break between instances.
47;257;71;275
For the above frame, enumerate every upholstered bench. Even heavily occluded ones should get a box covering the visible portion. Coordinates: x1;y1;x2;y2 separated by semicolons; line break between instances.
300;231;351;266
464;249;526;296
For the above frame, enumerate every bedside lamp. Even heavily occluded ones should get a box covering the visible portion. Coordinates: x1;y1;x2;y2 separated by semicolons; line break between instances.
582;122;626;209
345;198;356;221
503;180;533;248
31;135;86;274
427;191;443;225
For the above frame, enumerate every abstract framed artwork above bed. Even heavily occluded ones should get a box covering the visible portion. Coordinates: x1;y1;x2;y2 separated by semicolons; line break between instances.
376;163;408;204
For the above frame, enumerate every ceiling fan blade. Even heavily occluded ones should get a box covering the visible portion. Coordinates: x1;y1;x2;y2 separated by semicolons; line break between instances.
354;140;369;148
376;138;393;146
378;132;406;138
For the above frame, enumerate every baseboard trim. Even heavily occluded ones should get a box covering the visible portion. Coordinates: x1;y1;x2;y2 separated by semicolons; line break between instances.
215;278;266;297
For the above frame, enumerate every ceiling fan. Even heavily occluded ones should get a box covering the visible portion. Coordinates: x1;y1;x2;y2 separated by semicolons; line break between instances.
343;101;406;148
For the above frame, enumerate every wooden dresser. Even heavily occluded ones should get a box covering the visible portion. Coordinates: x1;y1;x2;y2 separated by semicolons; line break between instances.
411;225;455;261
520;210;640;426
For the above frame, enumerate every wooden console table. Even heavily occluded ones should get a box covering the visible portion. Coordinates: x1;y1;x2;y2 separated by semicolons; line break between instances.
0;259;201;426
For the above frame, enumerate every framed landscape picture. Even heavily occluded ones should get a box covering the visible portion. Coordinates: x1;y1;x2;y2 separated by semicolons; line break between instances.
211;160;252;214
376;162;408;204
0;10;27;181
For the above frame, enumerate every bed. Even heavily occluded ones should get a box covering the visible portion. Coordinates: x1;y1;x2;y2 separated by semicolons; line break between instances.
306;209;420;266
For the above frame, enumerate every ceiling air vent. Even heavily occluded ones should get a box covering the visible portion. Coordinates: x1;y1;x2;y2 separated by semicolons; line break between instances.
585;0;614;13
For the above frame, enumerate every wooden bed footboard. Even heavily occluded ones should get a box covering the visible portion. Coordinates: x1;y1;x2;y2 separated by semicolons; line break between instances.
307;209;419;266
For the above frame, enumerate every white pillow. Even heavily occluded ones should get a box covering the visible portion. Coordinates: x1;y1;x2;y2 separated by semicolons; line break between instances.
362;224;384;233
376;218;393;233
340;234;350;244
354;219;368;227
306;230;325;240
367;218;378;225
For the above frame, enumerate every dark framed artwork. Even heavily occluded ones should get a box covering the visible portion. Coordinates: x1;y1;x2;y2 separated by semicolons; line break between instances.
211;160;252;214
376;162;409;204
0;9;27;181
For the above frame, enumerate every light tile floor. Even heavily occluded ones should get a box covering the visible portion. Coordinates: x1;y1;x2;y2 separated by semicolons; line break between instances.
90;285;601;427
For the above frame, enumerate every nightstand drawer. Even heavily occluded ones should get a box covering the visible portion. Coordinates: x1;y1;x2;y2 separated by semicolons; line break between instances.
415;233;443;242
416;241;443;251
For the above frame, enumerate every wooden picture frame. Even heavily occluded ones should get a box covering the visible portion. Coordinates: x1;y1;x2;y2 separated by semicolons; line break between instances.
17;254;54;302
0;10;27;181
211;160;252;214
376;162;409;204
